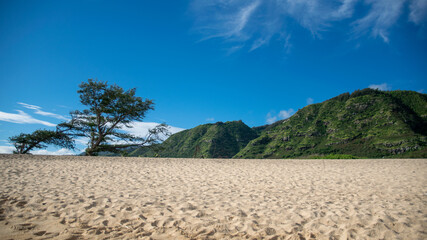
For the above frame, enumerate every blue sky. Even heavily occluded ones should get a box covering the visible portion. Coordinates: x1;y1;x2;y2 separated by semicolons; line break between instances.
0;0;426;154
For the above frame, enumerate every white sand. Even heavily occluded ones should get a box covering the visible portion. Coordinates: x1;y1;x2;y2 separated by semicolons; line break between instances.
0;154;425;239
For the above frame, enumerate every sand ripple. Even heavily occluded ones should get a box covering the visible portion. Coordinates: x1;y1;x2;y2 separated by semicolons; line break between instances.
0;154;426;239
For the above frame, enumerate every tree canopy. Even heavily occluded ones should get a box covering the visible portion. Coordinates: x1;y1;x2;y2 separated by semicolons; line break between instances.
59;79;168;156
9;129;75;154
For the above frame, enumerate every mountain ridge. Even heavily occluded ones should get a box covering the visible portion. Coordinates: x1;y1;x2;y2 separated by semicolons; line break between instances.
129;88;426;158
235;89;426;158
131;120;258;158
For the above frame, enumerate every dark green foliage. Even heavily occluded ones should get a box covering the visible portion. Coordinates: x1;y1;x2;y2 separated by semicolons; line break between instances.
58;79;167;156
9;129;75;154
388;90;427;117
331;92;350;102
350;88;381;98
131;120;258;158
235;89;427;159
307;154;359;159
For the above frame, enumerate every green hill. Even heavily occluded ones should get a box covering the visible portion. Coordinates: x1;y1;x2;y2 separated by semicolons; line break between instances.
130;120;258;158
234;89;427;159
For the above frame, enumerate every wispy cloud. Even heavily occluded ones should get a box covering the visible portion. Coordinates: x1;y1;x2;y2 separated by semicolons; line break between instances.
283;34;293;54
369;83;392;91
193;0;260;42
206;117;215;122
306;97;314;105
18;102;69;120
0;110;56;127
333;0;358;19
409;0;427;25
352;0;405;43
191;0;427;51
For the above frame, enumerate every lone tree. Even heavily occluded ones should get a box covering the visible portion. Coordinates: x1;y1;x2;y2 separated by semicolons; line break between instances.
59;79;169;156
9;129;75;154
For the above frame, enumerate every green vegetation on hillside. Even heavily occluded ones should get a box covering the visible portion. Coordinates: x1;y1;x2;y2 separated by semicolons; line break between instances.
307;154;359;159
105;89;426;159
130;120;258;158
235;89;427;159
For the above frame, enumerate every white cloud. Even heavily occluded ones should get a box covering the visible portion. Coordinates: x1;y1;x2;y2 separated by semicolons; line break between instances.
0;145;14;154
417;89;424;93
307;97;314;105
0;122;185;155
32;148;76;155
101;122;185;146
0;110;56;127
0;146;78;155
75;137;89;146
369;83;392;91
278;109;295;119
121;122;185;141
191;0;426;50
266;112;277;124
35;122;185;152
267;108;295;124
18;102;69;120
206;117;215;122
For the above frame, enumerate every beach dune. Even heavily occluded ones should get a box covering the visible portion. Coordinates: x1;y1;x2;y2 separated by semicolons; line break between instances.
0;154;425;239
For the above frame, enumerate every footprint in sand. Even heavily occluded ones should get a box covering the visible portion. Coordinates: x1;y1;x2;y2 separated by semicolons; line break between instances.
265;227;276;235
120;219;130;225
97;209;105;216
33;230;46;236
84;202;97;210
12;223;36;231
15;201;27;208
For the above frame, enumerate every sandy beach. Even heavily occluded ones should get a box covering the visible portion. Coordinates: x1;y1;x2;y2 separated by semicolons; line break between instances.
0;154;425;239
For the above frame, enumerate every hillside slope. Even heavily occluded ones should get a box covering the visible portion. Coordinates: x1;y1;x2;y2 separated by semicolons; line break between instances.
130;120;258;158
235;89;427;158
